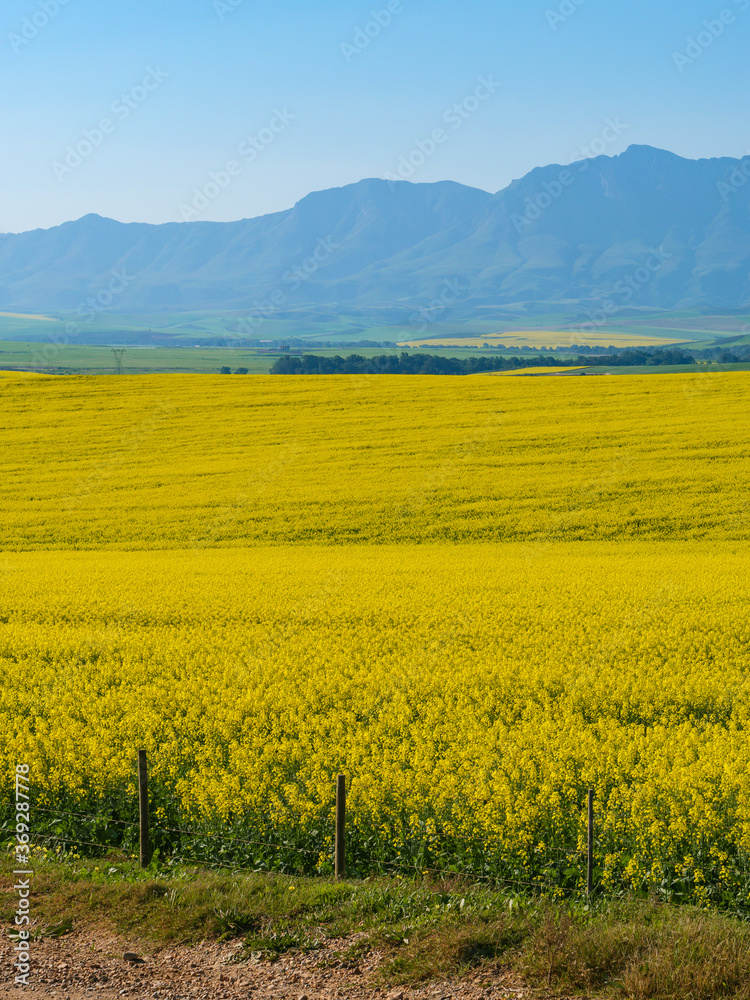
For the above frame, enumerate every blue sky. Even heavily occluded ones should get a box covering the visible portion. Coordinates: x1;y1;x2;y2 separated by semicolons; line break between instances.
2;0;749;232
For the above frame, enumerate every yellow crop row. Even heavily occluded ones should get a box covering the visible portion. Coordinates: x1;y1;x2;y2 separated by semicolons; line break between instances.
2;372;750;894
1;372;749;550
2;540;750;891
398;331;686;349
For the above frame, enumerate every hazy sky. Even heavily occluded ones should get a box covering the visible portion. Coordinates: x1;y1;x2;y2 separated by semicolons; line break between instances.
2;0;749;232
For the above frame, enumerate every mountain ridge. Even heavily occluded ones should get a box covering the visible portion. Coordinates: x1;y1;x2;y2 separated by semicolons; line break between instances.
1;145;748;316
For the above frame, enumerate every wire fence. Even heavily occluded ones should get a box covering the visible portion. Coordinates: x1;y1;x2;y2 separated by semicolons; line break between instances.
1;756;601;898
19;827;585;895
7;767;747;912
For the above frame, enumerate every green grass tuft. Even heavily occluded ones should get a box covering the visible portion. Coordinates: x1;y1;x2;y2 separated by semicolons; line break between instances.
5;853;750;996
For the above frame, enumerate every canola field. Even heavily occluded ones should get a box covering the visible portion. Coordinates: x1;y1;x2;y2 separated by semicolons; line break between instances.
2;371;749;549
398;330;687;349
3;372;750;901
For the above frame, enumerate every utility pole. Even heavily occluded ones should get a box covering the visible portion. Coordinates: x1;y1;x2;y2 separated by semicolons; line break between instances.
111;348;126;374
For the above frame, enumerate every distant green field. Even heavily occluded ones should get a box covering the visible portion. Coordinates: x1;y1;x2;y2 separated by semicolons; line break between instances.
3;339;750;378
0;302;747;376
0;341;278;374
0;310;404;346
589;362;750;376
0;342;561;376
2;306;748;353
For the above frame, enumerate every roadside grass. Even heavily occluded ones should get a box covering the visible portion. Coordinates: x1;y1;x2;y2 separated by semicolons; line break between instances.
4;852;750;997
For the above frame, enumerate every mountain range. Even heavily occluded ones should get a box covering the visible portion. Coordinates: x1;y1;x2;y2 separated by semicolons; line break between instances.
1;145;749;319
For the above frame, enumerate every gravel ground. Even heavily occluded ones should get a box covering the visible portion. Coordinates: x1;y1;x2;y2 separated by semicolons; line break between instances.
0;928;539;1000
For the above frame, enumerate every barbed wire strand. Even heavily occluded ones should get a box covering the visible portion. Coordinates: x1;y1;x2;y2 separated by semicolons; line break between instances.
158;824;323;857
156;825;583;880
7;816;597;888
29;832;128;854
3;802;596;862
7;803;607;895
25;804;139;828
154;851;568;894
370;856;568;892
20;830;577;895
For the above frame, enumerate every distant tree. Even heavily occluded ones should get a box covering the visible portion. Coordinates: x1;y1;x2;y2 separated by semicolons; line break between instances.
235;367;249;375
268;348;700;375
219;366;231;374
270;356;302;374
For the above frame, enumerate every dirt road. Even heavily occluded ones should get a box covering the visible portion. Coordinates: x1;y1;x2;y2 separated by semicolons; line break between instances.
0;927;534;1000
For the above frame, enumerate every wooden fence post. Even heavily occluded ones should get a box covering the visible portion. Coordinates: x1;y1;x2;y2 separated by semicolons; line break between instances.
138;750;151;868
335;774;346;879
587;789;594;897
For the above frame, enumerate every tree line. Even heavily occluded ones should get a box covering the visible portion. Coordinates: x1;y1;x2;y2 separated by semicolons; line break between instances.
268;348;703;375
